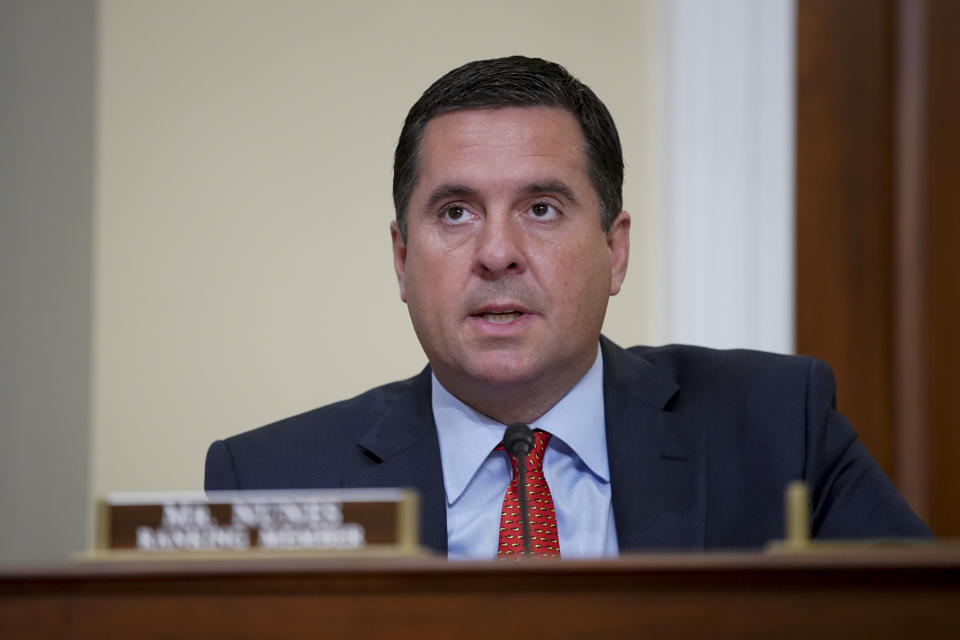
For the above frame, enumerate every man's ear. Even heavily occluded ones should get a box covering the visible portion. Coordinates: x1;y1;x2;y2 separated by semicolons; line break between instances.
607;211;631;296
390;220;408;302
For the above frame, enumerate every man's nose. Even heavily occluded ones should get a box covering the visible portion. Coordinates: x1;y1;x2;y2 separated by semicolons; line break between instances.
474;213;526;278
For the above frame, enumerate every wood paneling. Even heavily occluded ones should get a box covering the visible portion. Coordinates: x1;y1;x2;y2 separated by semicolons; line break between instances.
922;0;960;535
796;0;897;472
796;0;960;535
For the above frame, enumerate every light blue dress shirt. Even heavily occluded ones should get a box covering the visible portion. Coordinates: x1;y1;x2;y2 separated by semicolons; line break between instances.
432;346;619;560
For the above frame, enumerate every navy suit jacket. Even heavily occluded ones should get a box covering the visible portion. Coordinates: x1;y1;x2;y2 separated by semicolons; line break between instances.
205;337;930;553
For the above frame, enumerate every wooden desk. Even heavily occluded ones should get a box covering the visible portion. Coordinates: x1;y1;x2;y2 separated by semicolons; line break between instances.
2;550;959;638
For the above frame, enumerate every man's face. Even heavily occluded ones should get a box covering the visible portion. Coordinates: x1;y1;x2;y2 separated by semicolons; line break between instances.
391;106;630;414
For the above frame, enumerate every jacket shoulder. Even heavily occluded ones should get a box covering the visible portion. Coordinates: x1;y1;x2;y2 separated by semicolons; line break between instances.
622;343;832;406
626;343;822;380
205;369;429;489
232;370;427;444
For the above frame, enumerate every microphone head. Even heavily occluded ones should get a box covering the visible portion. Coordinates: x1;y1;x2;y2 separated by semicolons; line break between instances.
503;422;535;458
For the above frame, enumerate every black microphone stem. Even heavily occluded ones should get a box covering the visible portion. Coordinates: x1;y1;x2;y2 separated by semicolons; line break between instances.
517;454;533;557
504;422;536;558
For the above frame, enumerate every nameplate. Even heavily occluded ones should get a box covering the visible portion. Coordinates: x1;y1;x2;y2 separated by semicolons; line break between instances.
96;489;420;556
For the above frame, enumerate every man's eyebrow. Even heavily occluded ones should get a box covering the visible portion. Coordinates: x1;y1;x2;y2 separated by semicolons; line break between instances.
424;184;481;212
519;180;579;205
423;180;580;212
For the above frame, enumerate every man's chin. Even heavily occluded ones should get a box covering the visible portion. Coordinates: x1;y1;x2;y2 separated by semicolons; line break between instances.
434;353;546;391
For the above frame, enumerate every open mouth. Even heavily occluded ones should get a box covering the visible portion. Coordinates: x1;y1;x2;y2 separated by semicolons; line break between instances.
480;311;523;324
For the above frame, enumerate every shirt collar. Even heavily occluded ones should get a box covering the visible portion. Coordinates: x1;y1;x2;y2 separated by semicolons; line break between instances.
432;345;608;506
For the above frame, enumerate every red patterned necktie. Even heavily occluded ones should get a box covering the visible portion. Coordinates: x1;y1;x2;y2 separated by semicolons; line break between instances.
497;429;560;557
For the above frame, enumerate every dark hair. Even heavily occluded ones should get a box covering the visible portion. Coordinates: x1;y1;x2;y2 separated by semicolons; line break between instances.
392;56;623;240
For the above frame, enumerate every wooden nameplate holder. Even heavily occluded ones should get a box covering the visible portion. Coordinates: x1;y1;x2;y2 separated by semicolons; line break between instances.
84;488;422;559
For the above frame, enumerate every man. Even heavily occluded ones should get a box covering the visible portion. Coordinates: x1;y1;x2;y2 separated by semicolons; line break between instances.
205;56;930;558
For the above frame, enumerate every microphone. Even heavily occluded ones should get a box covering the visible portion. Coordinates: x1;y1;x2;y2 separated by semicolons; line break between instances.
504;422;535;458
503;422;535;557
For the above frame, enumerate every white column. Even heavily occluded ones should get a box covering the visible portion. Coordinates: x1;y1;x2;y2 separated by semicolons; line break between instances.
661;0;795;353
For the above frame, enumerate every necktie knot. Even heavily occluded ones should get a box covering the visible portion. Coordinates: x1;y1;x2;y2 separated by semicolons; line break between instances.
496;429;551;474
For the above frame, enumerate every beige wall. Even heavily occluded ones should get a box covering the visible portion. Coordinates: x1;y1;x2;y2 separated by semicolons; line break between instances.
91;0;663;512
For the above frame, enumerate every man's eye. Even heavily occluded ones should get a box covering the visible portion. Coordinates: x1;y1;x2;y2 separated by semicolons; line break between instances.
441;205;472;224
529;202;559;220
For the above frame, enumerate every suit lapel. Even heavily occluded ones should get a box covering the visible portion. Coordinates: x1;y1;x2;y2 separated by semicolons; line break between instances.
340;367;448;554
337;340;707;555
602;337;706;551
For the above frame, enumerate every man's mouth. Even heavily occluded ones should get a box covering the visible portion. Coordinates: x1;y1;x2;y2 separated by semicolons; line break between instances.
480;311;524;324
